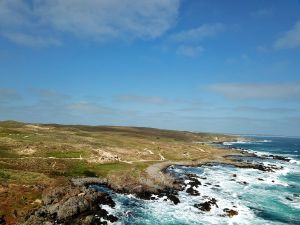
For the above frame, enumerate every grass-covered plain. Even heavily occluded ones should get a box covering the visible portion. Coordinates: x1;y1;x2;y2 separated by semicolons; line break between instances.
0;120;243;224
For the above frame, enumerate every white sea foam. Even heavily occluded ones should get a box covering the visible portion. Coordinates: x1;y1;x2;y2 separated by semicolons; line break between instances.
98;139;300;225
141;164;294;224
223;141;253;145
223;140;272;146
105;160;299;224
257;139;272;143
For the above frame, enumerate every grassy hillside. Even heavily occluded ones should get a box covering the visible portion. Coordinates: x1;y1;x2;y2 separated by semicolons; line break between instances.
0;120;241;224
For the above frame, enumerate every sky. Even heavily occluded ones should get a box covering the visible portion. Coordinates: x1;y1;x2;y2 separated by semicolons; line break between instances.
0;0;300;136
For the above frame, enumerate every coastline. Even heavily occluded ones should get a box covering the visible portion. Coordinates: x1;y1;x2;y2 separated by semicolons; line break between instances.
2;122;297;224
20;143;291;224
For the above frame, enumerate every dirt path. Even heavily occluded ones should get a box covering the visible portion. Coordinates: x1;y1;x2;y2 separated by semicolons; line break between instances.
0;152;167;164
0;156;84;160
119;152;166;164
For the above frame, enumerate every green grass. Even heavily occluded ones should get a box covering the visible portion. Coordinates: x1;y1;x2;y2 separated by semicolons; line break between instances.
0;145;18;158
0;128;23;136
0;169;51;184
63;161;131;177
61;161;97;177
61;161;151;178
0;120;244;225
91;162;134;177
0;169;11;181
45;150;89;158
0;120;24;128
41;160;95;177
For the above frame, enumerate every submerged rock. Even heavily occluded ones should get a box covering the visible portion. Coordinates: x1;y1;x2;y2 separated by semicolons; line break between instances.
223;208;238;217
146;189;181;205
167;194;180;205
237;181;248;185
96;208;118;223
194;198;218;212
194;202;211;211
186;175;201;187
293;193;300;198
184;175;201;196
186;186;200;196
250;164;277;172
268;155;291;162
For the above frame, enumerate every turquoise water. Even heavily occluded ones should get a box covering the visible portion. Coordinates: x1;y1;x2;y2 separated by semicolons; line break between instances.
94;137;300;225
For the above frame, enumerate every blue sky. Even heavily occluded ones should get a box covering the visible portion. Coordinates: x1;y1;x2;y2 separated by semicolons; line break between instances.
1;0;300;136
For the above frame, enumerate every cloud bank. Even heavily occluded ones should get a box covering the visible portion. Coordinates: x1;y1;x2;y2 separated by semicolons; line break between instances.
0;0;180;46
275;20;300;49
115;95;167;105
170;23;226;43
208;83;300;101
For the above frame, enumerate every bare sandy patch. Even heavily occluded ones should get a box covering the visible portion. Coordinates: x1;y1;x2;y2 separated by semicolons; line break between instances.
25;124;52;130
87;148;120;163
19;146;36;155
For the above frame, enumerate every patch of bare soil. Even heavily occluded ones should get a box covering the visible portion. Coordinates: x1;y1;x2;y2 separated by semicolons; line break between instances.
87;148;120;163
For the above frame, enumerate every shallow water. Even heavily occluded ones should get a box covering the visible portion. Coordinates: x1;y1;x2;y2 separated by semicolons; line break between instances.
93;137;300;225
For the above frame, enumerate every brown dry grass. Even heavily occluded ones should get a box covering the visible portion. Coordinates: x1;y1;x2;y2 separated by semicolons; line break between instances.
0;120;244;224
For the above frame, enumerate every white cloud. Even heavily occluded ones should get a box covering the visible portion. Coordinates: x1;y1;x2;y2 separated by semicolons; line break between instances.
274;20;300;49
235;106;299;114
176;45;204;57
0;0;180;46
2;32;61;47
0;0;31;27
116;95;167;105
170;23;226;43
208;83;300;101
31;89;71;101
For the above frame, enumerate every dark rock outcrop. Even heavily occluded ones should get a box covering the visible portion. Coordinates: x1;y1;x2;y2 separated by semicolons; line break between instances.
194;198;218;212
293;194;300;198
223;208;238;217
136;190;153;200
244;163;280;172
21;185;117;225
167;194;180;205
0;215;5;225
186;186;200;196
186;174;201;187
268;155;290;162
138;188;181;205
185;175;201;196
237;181;248;185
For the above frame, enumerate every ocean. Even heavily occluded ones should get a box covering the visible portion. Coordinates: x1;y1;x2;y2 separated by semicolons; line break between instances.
93;137;300;225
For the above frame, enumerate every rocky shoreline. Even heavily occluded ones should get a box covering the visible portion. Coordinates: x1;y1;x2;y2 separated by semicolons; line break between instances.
19;147;290;225
20;183;118;225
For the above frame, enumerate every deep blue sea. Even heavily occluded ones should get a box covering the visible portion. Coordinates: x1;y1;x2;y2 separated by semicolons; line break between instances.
94;137;300;225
